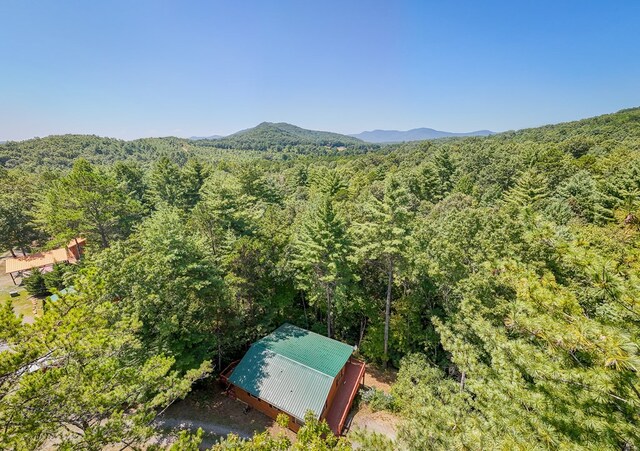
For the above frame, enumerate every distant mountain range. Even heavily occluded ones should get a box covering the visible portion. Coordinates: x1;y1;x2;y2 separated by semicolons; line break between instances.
349;128;495;143
2;108;639;170
191;124;495;145
189;135;224;141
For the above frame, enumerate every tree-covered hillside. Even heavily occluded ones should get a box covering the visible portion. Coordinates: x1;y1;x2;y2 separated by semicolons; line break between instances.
0;134;196;170
195;122;370;152
0;123;375;170
1;108;640;449
504;106;640;143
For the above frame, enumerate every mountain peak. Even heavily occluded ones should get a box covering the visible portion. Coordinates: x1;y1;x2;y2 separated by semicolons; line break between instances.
349;127;495;143
195;122;364;151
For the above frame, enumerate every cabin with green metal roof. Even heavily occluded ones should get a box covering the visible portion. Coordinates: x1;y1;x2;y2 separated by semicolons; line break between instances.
221;323;366;435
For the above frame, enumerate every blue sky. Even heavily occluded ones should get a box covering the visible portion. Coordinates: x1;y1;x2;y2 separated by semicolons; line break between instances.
1;1;639;140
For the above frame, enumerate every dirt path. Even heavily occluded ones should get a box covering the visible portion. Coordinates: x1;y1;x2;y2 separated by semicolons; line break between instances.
154;382;295;447
154;416;252;438
152;416;252;449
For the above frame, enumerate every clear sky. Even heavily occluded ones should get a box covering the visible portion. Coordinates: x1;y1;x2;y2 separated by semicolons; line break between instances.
1;1;639;141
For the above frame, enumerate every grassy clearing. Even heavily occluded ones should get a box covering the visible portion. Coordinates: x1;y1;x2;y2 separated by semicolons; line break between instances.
0;289;42;323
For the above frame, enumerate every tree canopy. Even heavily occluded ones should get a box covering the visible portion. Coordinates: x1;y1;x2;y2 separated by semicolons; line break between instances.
1;107;640;449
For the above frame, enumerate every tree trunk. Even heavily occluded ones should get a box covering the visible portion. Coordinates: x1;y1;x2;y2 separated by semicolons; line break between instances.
9;248;16;258
358;316;367;348
325;285;333;338
99;229;108;248
20;247;27;256
301;291;309;329
384;260;394;368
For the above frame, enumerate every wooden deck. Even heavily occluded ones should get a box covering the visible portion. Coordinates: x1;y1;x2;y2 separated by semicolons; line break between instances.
325;358;366;435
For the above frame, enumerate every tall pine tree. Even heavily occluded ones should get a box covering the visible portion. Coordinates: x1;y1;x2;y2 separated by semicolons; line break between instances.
292;170;352;337
353;175;415;365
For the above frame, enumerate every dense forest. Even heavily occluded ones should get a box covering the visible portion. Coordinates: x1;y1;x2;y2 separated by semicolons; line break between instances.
1;108;640;449
0;123;376;171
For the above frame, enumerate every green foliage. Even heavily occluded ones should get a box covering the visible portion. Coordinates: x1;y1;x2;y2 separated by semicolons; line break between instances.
292;169;353;337
198;122;370;153
504;169;550;212
4;108;640;449
113;160;148;206
348;430;396;451
210;412;351;450
359;386;396;412
43;262;71;292
83;207;229;371
0;134;196;170
23;268;49;297
560;136;595;158
36;159;143;247
295;412;351;450
352;175;415;364
552;170;612;223
169;428;205;451
0;169;44;254
0;292;211;450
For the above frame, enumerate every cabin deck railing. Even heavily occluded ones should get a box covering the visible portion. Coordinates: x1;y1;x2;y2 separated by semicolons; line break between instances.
219;360;239;383
336;358;366;435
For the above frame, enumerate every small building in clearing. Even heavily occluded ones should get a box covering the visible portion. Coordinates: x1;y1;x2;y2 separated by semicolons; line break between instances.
221;323;365;435
5;238;86;285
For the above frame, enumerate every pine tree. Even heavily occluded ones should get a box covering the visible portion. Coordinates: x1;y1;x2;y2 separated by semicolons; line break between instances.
433;149;456;197
148;157;179;207
504;169;550;211
113;161;148;206
553;170;613;223
0;169;43;255
37;159;142;248
23;268;49;297
353;175;415;365
407;162;440;202
293;170;352;338
190;171;257;259
181;158;209;211
85;207;230;370
0;292;210;450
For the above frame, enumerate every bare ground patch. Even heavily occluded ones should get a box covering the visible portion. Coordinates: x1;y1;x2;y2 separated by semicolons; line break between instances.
350;404;401;441
363;365;397;393
154;381;295;447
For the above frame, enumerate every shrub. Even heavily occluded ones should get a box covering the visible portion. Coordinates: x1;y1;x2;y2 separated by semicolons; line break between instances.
360;386;396;412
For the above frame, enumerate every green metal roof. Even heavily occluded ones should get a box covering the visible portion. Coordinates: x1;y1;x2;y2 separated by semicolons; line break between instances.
228;323;355;422
48;286;76;303
253;323;355;377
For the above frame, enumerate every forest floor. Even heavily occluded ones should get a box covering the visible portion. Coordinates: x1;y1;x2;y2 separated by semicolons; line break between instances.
154;380;295;448
363;365;397;393
351;405;401;440
349;365;401;440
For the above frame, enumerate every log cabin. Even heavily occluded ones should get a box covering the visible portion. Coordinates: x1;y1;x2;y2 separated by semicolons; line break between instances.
221;323;366;435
